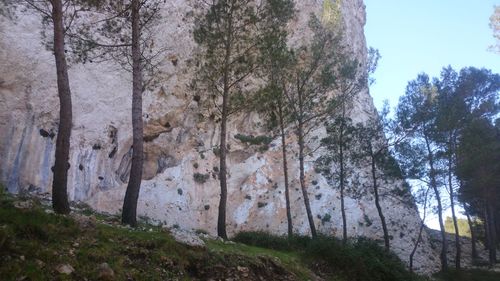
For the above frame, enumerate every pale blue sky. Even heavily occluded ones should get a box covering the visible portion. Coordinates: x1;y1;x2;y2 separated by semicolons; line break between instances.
364;0;500;111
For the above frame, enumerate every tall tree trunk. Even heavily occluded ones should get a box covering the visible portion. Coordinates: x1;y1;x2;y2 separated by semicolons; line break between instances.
370;146;389;251
425;137;448;271
278;102;293;238
339;109;347;243
448;157;461;269
298;119;317;238
216;10;233;240
410;221;425;272
486;202;497;265
296;76;316;238
50;0;72;215
410;188;429;273
433;184;447;271
447;135;461;269
465;208;478;262
122;0;143;227
217;91;229;240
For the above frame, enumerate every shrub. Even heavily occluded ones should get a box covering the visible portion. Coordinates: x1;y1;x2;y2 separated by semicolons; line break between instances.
257;202;267;208
193;173;210;184
321;213;331;224
234;134;273;146
232;231;310;252
363;214;373;227
232;231;422;281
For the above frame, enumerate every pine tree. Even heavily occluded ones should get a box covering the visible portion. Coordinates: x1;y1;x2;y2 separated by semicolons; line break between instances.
65;0;165;226
282;14;348;238
193;0;284;239
16;0;100;214
251;0;295;237
354;107;402;251
395;73;449;270
315;54;364;243
457;117;500;265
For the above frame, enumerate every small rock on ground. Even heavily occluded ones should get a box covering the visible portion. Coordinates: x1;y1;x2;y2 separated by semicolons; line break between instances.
98;262;115;280
55;264;74;275
169;228;206;248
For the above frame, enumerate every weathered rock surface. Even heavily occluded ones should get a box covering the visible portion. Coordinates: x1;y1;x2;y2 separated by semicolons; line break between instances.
0;0;440;273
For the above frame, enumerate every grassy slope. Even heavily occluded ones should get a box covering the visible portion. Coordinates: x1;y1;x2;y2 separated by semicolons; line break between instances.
1;190;499;281
0;192;315;281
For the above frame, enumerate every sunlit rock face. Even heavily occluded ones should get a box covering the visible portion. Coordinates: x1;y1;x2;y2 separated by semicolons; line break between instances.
0;0;440;273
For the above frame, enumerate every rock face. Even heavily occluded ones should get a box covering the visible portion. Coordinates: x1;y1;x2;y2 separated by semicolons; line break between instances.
0;0;440;273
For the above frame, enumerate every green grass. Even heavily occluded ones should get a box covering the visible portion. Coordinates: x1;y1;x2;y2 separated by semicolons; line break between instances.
206;239;313;280
0;192;319;280
0;192;193;280
3;189;497;281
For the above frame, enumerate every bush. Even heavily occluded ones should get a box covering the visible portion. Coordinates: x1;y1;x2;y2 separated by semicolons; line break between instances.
193;173;210;184
435;269;500;281
232;231;310;252
305;237;417;281
232;231;422;281
234;134;273;146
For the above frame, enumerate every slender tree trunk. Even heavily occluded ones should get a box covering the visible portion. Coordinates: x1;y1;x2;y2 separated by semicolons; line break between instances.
295;75;316;238
50;0;72;215
298;118;317;238
216;10;233;240
217;91;229;240
370;146;389;251
433;184;448;271
486;202;497;265
485;207;491;251
122;0;143;227
448;158;461;269
465;209;478;261
339;110;347;243
410;188;429;273
278;102;293;238
410;221;425;272
447;135;461;269
425;137;448;271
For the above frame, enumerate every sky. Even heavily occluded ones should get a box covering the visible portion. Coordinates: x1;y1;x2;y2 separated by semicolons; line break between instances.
364;0;500;111
364;0;499;229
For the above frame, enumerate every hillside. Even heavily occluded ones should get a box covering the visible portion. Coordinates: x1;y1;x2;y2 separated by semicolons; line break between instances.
3;191;500;281
0;190;428;281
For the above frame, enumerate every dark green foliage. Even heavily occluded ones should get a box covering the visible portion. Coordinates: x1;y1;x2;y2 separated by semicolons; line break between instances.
212;147;220;157
321;213;331;224
66;0;165;78
393;66;500;268
435;269;500;281
233;231;424;281
232;231;310;252
363;214;373;227
234;134;273;146
193;172;210;184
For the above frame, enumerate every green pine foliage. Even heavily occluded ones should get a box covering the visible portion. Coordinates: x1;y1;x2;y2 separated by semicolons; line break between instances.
233;231;426;281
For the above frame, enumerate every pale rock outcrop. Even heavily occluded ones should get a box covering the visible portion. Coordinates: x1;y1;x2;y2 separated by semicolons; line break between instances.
0;0;441;273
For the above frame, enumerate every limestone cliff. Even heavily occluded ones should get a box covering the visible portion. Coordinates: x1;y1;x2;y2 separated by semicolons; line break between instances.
0;0;440;273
